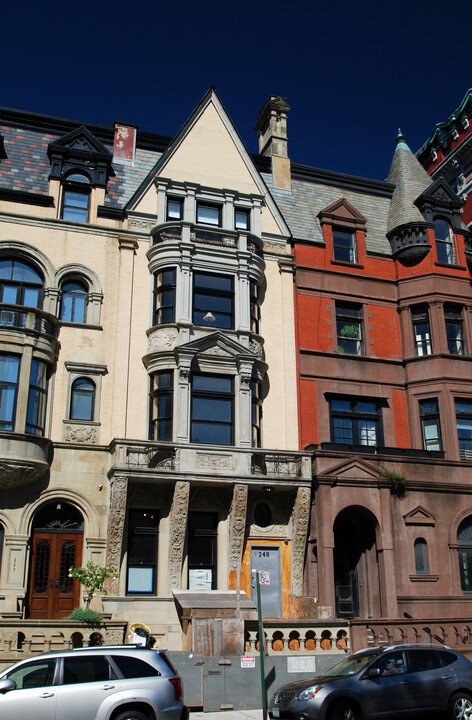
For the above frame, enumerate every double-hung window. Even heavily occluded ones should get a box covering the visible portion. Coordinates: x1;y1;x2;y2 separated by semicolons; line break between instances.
191;373;233;445
196;203;221;227
0;353;20;431
235;208;250;230
419;398;442;451
193;272;233;329
333;228;357;263
153;269;176;325
434;219;455;264
336;302;363;354
61;173;90;223
412;305;432;356
455;398;472;460
60;280;88;323
166;197;183;220
445;304;466;355
149;370;173;441
26;359;48;435
70;378;96;421
330;397;383;447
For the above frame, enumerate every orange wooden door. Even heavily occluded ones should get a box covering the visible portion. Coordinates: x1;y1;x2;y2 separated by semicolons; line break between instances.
28;531;82;619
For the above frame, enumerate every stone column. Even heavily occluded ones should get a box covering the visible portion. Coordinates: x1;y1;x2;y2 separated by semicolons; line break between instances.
378;487;398;618
316;485;335;614
105;475;128;595
168;480;190;591
238;369;252;448
176;366;191;443
228;484;248;574
291;486;311;596
430;300;446;353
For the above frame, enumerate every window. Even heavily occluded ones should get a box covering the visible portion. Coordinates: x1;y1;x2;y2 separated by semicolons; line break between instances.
26;359;48;435
191;373;233;445
70;377;96;421
414;538;429;574
458;517;472;591
235;208;250;230
435;219;455;264
250;281;260;334
63;655;112;684
336;302;363;354
329;397;383;447
153;269;176;325
333;228;357;263
252;379;262;448
60;280;88;323
455;399;472;460
196;202;221;227
111;655;159;678
167;197;183;220
0;353;20;430
149;371;173;441
61;173;90;223
127;509;159;594
5;658;56;688
254;503;272;528
193;272;234;329
412;305;432;356
188;512;217;590
445;304;466;355
0;258;43;308
419;398;442;451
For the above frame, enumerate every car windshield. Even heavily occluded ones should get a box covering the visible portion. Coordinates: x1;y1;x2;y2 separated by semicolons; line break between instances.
322;653;380;677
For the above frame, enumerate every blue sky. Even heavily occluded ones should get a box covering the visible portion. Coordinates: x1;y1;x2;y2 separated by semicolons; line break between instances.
2;0;471;181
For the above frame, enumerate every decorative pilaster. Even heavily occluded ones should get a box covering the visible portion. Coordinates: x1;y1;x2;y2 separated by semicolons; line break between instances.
291;486;311;595
228;484;248;571
168;480;190;590
105;475;128;595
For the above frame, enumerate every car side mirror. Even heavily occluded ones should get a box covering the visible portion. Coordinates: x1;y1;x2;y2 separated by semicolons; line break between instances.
0;679;17;694
365;668;381;679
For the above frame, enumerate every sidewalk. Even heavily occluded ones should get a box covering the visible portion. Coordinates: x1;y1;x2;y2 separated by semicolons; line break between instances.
190;710;263;720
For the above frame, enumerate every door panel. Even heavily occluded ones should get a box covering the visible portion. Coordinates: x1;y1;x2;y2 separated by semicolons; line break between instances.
250;545;282;618
28;532;82;619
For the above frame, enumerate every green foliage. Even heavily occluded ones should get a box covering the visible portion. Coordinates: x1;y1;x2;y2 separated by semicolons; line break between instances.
66;607;102;625
381;466;407;498
69;562;118;608
340;324;360;338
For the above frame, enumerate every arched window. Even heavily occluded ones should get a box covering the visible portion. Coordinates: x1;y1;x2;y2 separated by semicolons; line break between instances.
60;279;88;323
62;173;90;223
414;538;429;574
70;377;96;421
434;219;455;264
0;258;43;308
458;517;472;591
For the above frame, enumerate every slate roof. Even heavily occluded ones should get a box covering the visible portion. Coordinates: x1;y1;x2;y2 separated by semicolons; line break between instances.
386;134;432;233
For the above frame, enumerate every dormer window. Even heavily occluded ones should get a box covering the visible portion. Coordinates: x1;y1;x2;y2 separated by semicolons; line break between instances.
333;228;357;263
434;219;455;264
62;173;90;223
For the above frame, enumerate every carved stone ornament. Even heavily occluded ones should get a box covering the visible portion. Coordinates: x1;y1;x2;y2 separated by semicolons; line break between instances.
64;424;98;444
179;366;191;380
0;463;41;487
204;346;232;357
240;372;252;387
105;476;128;595
249;339;264;358
291;486;311;596
128;217;155;230
105;628;126;645
168;481;190;590
228;484;248;571
196;453;232;469
148;329;178;353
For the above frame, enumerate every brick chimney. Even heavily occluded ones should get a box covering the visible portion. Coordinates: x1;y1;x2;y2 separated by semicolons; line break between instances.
255;96;291;191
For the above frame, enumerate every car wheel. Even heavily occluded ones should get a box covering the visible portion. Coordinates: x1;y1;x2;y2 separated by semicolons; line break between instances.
449;692;472;720
330;700;360;720
114;711;150;720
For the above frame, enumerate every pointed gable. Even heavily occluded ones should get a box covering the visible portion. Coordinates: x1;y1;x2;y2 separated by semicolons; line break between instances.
403;506;436;526
127;89;289;237
48;126;113;187
318;197;367;229
317;456;381;483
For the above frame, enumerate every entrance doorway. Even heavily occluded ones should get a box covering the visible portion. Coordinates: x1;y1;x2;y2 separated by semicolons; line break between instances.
250;545;282;618
27;502;84;619
333;506;379;619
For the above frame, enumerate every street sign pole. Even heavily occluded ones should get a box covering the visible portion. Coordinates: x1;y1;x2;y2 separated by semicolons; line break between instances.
255;571;267;720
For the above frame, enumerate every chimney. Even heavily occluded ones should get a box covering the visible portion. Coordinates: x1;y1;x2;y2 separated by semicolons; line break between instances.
255;96;291;191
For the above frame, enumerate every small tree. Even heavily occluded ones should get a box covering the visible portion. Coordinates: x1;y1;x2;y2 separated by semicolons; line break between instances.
69;562;118;609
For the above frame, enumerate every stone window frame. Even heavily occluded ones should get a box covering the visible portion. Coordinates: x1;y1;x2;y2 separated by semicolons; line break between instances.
64;362;107;426
55;265;103;327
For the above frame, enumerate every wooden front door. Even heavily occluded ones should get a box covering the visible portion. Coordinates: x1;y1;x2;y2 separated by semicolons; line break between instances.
28;531;82;619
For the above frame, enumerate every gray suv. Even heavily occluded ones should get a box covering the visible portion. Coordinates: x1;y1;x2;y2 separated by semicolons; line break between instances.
0;645;185;720
269;644;472;720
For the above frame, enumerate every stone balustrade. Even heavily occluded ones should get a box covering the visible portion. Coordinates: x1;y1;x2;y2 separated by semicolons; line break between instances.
350;618;472;657
244;620;350;655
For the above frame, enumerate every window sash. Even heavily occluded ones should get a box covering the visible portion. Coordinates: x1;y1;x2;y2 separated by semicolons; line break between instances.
62;188;89;223
0;354;19;430
196;203;221;226
330;398;382;446
191;374;233;446
333;229;357;263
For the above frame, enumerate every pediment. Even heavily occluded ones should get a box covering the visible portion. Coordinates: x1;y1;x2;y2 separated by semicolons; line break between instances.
317;456;381;482
416;177;462;209
403;505;435;526
126;88;290;237
48;126;111;160
47;126;113;187
318;197;367;227
179;331;255;359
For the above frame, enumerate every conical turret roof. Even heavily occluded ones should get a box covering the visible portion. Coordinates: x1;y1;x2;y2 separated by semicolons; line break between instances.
387;130;433;233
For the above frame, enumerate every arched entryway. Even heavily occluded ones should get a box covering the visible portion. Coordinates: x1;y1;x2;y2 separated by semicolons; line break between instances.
27;501;84;619
333;506;380;619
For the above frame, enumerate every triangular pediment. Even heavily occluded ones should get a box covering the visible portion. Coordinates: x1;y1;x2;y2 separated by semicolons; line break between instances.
317;456;381;482
318;197;367;227
48;125;111;159
126;88;289;237
179;331;255;359
416;177;462;209
403;505;435;526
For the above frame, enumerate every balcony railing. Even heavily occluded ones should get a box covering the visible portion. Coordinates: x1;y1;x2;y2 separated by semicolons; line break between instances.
0;304;59;337
150;222;263;257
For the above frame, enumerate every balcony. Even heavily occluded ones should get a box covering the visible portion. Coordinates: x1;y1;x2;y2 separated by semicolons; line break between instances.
0;431;51;487
150;221;263;257
0;304;60;360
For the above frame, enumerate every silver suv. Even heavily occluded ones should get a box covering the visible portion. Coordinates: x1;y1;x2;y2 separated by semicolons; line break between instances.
0;645;185;720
